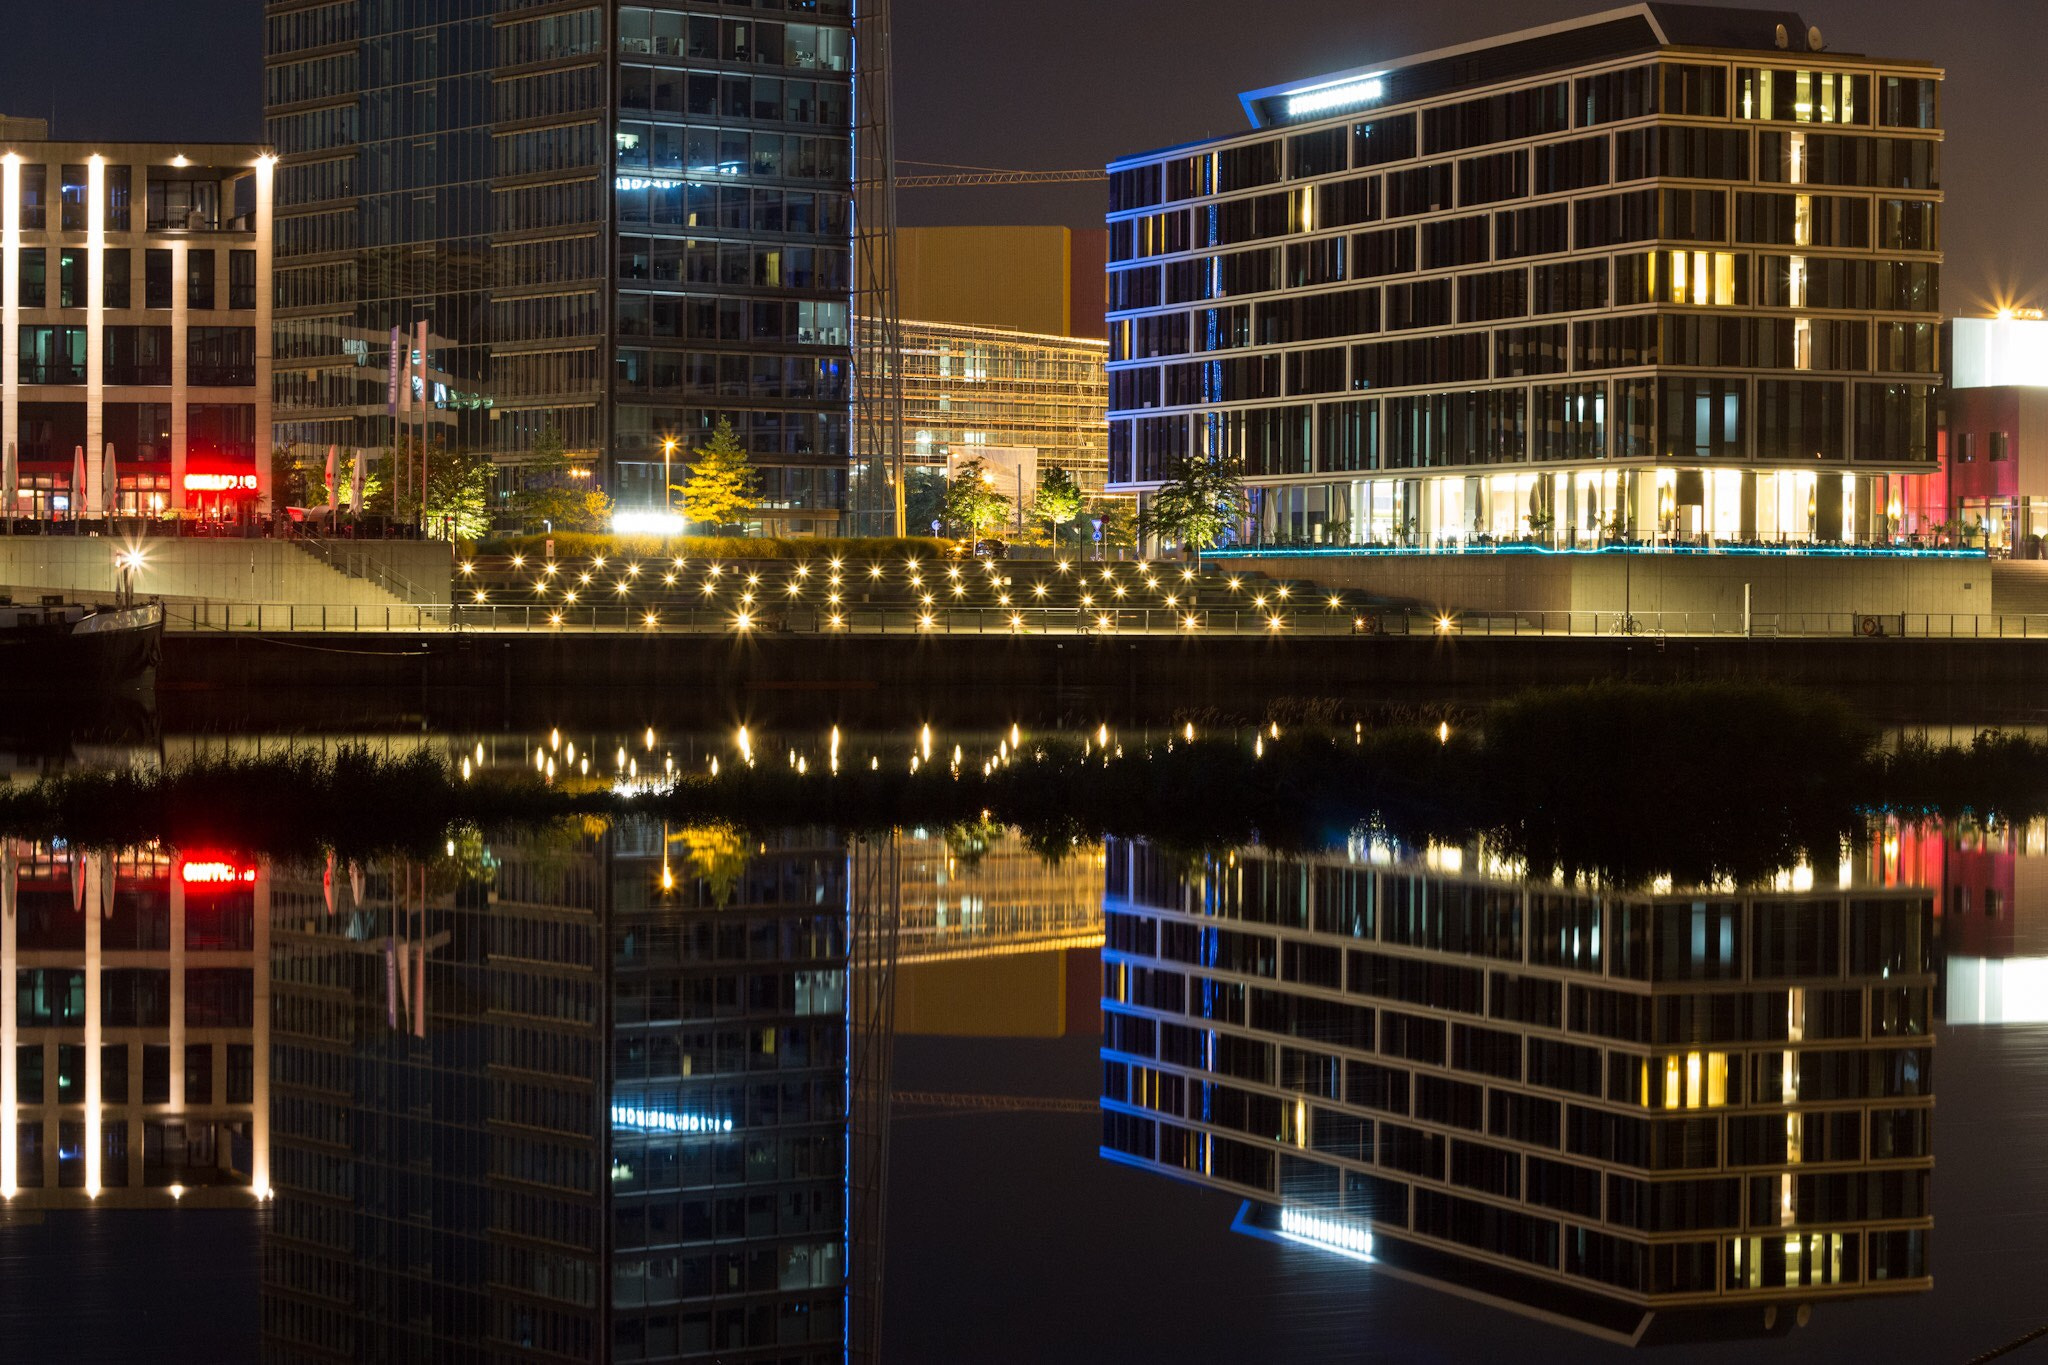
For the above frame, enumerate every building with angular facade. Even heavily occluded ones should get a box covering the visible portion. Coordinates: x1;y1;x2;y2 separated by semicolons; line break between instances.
1104;6;1943;550
1100;837;1936;1343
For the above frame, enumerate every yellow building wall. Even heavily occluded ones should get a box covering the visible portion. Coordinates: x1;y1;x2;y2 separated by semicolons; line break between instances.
897;952;1068;1038
899;226;1073;337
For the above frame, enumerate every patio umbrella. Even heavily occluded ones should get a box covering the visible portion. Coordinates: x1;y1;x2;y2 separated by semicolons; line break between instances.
325;444;339;515
103;443;119;519
349;450;366;517
70;446;84;520
2;441;16;520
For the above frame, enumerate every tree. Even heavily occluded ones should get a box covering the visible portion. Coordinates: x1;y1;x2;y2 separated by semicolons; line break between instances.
1139;455;1247;555
1086;496;1138;551
423;441;497;542
679;420;761;532
942;457;1013;538
511;423;611;531
1030;467;1084;545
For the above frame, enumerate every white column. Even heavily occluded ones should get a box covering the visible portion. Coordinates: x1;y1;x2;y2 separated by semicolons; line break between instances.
168;876;185;1110
86;156;105;516
2;844;16;1200
254;156;275;515
171;243;188;510
250;862;270;1200
83;853;102;1197
3;155;19;488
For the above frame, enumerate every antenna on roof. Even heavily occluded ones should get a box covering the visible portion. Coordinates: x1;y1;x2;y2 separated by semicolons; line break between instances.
1774;23;1790;49
1807;25;1825;52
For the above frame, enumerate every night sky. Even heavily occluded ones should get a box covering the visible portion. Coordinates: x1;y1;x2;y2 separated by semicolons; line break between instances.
4;0;2041;310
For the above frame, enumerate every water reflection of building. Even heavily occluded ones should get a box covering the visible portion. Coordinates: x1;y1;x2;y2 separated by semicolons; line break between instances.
1099;839;1936;1345
2;844;267;1206
893;828;1103;1039
261;822;852;1362
1879;814;2048;1024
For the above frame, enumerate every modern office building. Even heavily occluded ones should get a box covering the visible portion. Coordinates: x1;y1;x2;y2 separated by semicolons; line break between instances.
0;127;273;522
1104;5;1944;550
262;814;853;1361
1100;837;1936;1343
895;319;1110;500
2;843;268;1207
1932;315;2048;555
264;2;854;532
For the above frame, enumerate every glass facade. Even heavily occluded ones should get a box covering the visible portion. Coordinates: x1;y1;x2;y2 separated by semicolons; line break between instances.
1099;836;1937;1341
892;321;1110;506
1105;12;1944;550
265;1;855;531
261;818;852;1362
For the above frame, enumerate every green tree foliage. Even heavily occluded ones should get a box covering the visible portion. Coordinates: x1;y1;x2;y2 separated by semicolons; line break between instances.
1139;455;1248;554
422;440;497;542
942;457;1013;536
1030;466;1084;543
679;420;762;532
1086;496;1138;550
511;423;612;532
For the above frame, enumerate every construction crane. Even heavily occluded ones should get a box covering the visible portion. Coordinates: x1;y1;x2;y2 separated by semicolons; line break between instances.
897;159;1108;189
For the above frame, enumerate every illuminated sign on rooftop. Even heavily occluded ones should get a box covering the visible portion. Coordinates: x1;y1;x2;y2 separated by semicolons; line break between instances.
1952;317;2048;390
1284;75;1387;119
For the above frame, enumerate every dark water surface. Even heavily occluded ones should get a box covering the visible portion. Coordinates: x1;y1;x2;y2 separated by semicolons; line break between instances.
1;721;2045;1363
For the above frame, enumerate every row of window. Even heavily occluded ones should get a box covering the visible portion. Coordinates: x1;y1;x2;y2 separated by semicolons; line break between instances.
1111;64;1938;210
617;9;851;70
17;325;256;387
620;66;849;128
1112;315;1938;408
1113;200;1937;301
1110;377;1935;481
13;1042;256;1106
8;401;254;461
617;350;848;403
4;247;255;312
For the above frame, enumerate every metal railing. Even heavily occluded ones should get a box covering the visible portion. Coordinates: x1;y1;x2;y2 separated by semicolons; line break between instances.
155;601;2048;640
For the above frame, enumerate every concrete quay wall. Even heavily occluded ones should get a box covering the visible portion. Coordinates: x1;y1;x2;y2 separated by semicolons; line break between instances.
1207;553;1992;620
0;538;450;607
159;632;2048;728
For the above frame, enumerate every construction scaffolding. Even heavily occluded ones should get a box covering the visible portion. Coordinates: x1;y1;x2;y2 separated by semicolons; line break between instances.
850;0;906;538
875;319;1111;501
846;831;902;1365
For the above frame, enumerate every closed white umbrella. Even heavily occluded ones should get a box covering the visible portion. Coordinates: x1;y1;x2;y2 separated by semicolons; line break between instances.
2;441;16;525
325;444;339;515
349;450;366;517
103;442;119;520
70;446;84;521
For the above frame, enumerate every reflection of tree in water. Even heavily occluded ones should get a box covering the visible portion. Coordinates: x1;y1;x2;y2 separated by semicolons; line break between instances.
672;822;749;907
941;817;1002;871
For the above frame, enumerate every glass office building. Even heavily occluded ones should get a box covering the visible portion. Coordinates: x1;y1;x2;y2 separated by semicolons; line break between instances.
265;2;854;531
1104;5;1944;550
895;320;1111;500
1099;837;1936;1343
261;818;852;1362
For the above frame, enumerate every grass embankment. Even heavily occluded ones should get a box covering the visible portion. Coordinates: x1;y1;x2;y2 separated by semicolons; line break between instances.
474;533;954;562
5;683;2043;880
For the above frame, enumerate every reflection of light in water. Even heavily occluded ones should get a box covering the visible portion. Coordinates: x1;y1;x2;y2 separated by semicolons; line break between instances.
1948;958;2048;1024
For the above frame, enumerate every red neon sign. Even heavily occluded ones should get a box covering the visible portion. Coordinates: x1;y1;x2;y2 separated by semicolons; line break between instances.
180;860;258;885
184;473;260;493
